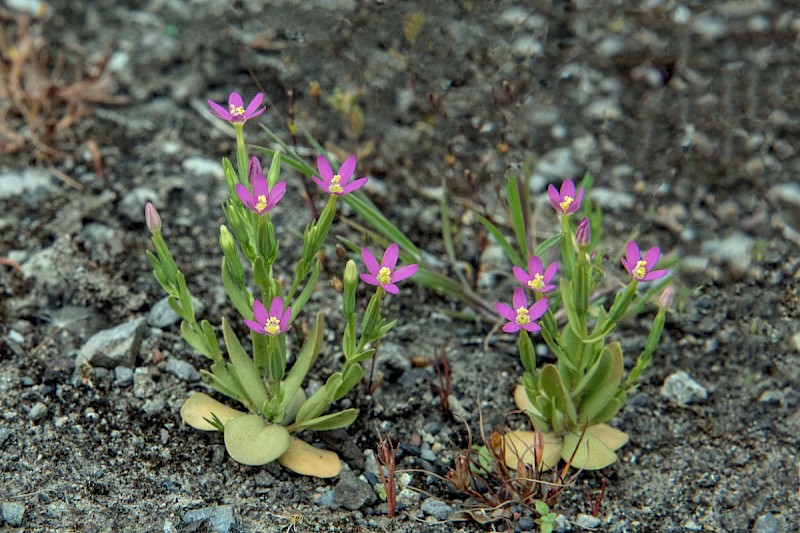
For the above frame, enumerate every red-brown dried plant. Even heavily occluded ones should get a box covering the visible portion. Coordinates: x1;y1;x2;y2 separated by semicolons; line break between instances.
0;9;119;161
440;415;580;527
375;430;398;519
432;344;451;414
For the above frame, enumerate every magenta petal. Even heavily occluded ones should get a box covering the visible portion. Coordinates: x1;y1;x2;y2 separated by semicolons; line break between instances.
512;288;527;310
279;306;292;330
560;179;575;199
253;300;268;325
228;92;244;110
547;184;560;210
571;187;585;210
252;173;269;199
643;269;668;281
269;181;287;208
495;302;516;322
503;322;522;333
269;297;284;319
529;297;550;321
245;93;264;116
382;243;400;269
248;157;262;182
625;241;640;268
208;100;231;119
512;265;529;285
383;283;400;295
235;183;254;209
544;262;558;283
360;273;379;286
390;263;418;283
244;319;265;334
312;176;328;193
317;155;333;181
338;155;357;181
342;177;368;194
361;248;380;275
523;322;542;333
528;256;544;276
643;246;661;269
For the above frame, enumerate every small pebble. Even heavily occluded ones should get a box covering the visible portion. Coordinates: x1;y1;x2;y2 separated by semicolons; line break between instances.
165;357;200;382
114;366;134;387
1;501;25;526
27;402;48;421
575;513;601;528
421;497;454;521
660;371;708;405
752;513;784;533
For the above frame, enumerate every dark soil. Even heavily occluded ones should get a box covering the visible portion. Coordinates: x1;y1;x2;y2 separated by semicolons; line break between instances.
1;1;798;532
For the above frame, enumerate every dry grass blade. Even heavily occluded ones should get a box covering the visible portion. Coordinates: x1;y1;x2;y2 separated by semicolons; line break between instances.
0;8;121;162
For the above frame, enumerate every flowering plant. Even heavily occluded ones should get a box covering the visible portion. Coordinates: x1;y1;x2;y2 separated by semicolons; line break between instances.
496;178;673;470
145;92;416;477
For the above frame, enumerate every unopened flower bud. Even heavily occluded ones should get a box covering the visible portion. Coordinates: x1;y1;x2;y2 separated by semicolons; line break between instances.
145;202;162;233
576;217;591;247
659;287;673;310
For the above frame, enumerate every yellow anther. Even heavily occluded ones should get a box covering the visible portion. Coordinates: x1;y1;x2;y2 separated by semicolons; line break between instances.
559;196;574;212
515;306;530;325
378;267;392;285
329;174;343;194
266;316;281;335
256;194;268;212
529;273;545;291
229;104;245;116
633;259;647;280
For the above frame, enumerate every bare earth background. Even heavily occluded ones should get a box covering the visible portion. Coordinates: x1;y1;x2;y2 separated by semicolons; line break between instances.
1;0;799;532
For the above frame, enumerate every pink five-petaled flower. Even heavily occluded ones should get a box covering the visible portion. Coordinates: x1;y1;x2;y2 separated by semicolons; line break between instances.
313;155;368;196
207;92;267;124
548;178;585;215
235;157;286;215
621;241;669;282
513;256;558;293
495;288;549;334
244;297;292;336
360;243;418;295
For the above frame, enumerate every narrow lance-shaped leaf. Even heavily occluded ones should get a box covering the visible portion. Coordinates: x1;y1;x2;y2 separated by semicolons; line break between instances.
222;317;269;412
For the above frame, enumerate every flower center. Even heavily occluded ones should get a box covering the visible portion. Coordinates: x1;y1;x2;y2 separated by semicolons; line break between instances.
633;259;647;280
559;196;574;212
265;316;281;335
229;104;245;117
378;267;392;285
515;306;530;325
529;273;545;291
329;174;343;194
256;194;268;212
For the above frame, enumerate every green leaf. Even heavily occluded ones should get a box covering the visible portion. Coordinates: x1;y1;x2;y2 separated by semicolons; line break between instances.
290;260;320;321
440;190;471;288
222;317;269;412
534;234;562;256
475;213;524;267
200;319;221;360
539;364;577;428
279;312;324;415
578;342;624;424
334;364;363;401
224;414;291;466
289;408;359;432
506;176;529;260
222;258;253;318
181;320;212;358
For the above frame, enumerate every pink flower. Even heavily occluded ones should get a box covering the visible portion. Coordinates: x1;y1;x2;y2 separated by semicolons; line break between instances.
621;241;668;282
235;157;286;215
207;92;266;124
513;256;558;293
495;288;549;334
576;217;591;247
313;155;368;196
548;179;585;215
144;202;162;233
359;243;418;295
244;297;291;336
